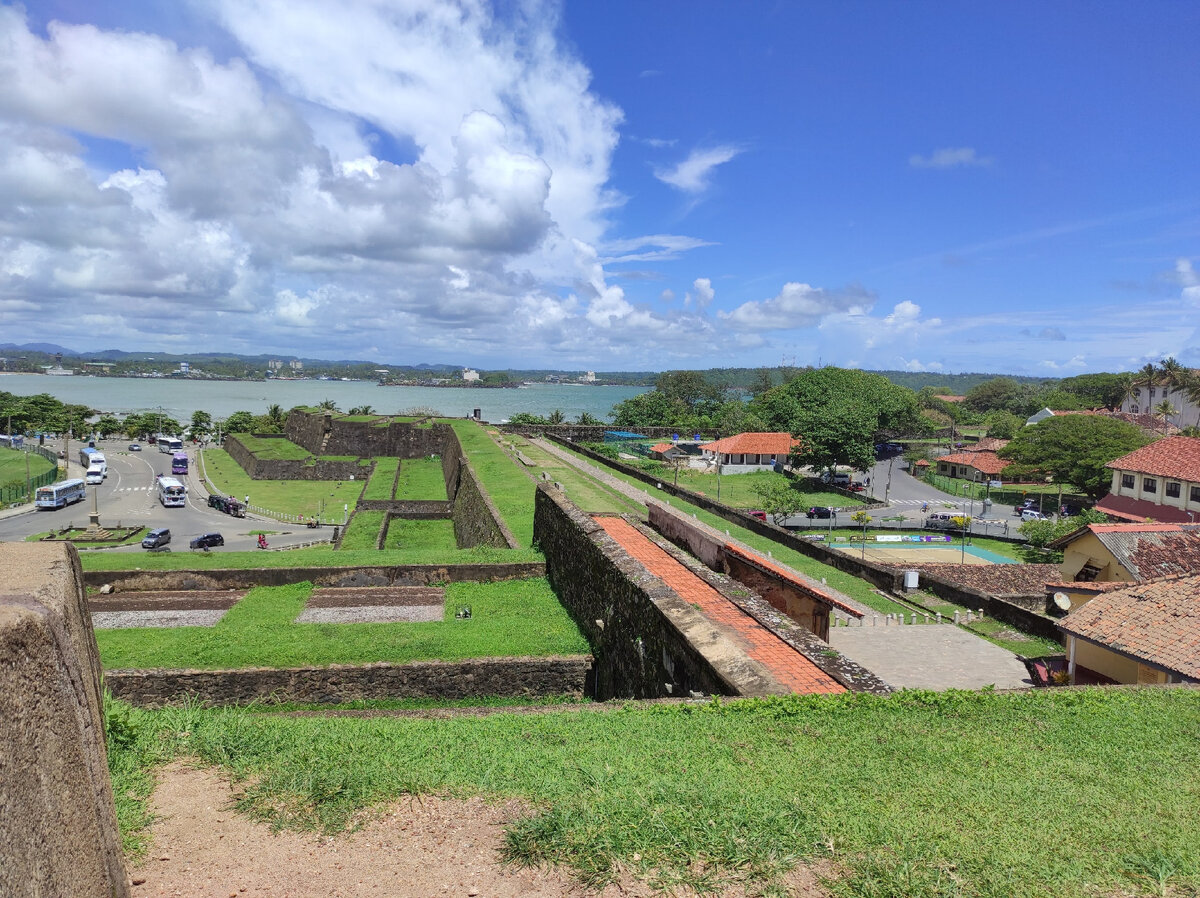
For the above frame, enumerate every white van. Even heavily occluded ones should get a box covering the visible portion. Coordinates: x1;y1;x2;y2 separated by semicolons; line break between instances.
924;512;959;531
85;464;106;484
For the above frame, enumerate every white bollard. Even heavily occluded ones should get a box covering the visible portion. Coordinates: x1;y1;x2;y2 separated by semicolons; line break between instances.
910;613;917;625
953;611;960;624
936;612;943;624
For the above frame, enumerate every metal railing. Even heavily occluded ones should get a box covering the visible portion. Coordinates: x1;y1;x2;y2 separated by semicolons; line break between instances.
1;457;60;505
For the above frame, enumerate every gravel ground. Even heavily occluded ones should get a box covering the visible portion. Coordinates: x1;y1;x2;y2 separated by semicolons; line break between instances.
295;605;444;624
92;609;229;629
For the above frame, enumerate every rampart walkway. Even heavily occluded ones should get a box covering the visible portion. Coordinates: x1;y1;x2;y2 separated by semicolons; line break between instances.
595;516;845;695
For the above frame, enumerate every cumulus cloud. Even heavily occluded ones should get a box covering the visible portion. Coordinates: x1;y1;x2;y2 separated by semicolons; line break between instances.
654;145;741;192
902;358;944;372
908;147;992;169
1176;258;1200;305
685;278;714;310
1040;355;1087;371
719;282;875;331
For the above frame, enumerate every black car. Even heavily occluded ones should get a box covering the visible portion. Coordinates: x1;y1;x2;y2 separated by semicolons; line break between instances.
141;528;170;549
189;532;224;549
806;506;836;519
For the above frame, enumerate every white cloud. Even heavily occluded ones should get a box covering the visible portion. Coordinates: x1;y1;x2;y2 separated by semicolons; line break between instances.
654;145;741;193
684;277;714;311
1040;355;1087;371
1176;258;1200;305
719;282;874;331
908;147;993;169
600;233;714;264
902;358;944;372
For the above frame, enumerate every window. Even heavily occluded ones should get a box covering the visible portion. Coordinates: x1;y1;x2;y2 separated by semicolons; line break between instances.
1166;481;1181;498
1150;387;1156;399
1192;485;1200;503
1121;474;1135;489
1077;563;1102;582
1143;477;1157;493
1131;405;1139;414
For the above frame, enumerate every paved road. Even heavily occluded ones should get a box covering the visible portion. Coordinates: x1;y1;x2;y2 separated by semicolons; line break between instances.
0;438;331;552
829;623;1033;690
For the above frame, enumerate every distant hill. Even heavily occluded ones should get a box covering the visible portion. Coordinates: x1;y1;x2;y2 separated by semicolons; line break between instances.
0;342;81;356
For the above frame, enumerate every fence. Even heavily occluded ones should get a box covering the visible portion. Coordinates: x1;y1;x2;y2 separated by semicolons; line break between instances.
0;460;59;506
923;470;1087;509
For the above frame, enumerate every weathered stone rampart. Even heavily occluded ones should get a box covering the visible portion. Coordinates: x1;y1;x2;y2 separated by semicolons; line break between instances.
106;656;591;707
223;433;369;481
0;543;129;898
453;455;520;548
533;482;784;700
82;562;546;592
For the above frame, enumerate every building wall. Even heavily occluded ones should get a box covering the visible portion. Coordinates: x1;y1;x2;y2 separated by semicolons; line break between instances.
1058;532;1132;582
1121;385;1199;428
1108;467;1200;518
1070;636;1140;684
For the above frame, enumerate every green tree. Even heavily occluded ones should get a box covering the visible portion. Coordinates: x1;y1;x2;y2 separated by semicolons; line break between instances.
998;415;1150;498
984;410;1023;440
611;390;689;429
94;415;122;438
189;410;213;439
347;406;375;416
507;412;548;426
1057;372;1131;410
655;370;722;410
963;377;1023;413
750;367;920;474
547;409;566;425
225;410;255;434
317;399;339;412
752;477;808;525
748;368;776;397
575;412;602;425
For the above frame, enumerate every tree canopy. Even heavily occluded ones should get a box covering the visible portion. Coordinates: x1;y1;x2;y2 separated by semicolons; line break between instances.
750;367;920;474
998;415;1150;498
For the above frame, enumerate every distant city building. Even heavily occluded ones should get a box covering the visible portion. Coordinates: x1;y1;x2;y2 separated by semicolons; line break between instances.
462;368;480;382
179;361;190;375
582;371;596;382
290;359;303;371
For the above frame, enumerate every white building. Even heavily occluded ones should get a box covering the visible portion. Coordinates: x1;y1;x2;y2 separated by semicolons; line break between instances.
462;368;480;382
1122;376;1200;430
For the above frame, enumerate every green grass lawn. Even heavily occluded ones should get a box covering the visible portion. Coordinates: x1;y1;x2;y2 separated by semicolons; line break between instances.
394;456;447;500
0;446;55;485
339;510;383;550
79;543;543;572
97;578;587;670
201;449;365;518
501;435;644;515
449;420;538;547
229;434;313;460
385;517;459;552
362;457;399;500
108;688;1200;896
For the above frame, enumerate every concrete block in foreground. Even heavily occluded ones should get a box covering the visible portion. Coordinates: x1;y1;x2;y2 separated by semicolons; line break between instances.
0;542;130;898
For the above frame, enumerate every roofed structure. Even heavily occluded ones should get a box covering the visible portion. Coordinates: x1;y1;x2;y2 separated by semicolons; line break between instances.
1058;574;1200;684
935;450;1008;479
1095;435;1200;524
699;432;799;474
1049;522;1200;583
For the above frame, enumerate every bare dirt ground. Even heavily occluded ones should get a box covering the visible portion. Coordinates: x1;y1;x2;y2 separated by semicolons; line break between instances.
129;762;831;898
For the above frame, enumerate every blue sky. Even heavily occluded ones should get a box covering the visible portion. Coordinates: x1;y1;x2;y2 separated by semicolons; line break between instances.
1;1;1197;375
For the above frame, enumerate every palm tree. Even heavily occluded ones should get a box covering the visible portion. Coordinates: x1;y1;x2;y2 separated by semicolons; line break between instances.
547;409;565;425
1182;370;1200;428
1153;400;1178;435
266;404;285;428
317;399;339;412
1126;362;1158;414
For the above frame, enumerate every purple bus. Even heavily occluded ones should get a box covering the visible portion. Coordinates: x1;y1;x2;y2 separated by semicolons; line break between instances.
171;451;189;475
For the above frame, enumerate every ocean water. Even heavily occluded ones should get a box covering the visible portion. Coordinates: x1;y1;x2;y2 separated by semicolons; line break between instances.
0;374;649;424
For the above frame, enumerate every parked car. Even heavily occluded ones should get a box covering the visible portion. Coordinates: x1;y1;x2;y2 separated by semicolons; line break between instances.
924;512;960;531
747;510;767;522
1021;509;1048;522
128;442;141;451
141;528;170;549
1014;499;1039;516
848;481;866;492
806;506;836;519
189;532;224;549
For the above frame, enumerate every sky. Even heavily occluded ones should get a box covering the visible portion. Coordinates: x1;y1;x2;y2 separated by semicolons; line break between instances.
1;0;1198;376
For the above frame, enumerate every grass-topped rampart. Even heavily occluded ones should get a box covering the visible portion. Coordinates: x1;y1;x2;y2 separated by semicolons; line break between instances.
108;687;1200;896
97;578;586;670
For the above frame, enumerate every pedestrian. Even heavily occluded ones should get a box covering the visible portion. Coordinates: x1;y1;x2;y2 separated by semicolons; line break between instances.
866;476;870;487
244;494;250;507
1004;521;1009;535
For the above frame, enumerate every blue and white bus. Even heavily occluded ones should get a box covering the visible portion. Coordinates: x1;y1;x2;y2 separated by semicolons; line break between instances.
157;435;184;453
36;479;87;509
157;476;187;507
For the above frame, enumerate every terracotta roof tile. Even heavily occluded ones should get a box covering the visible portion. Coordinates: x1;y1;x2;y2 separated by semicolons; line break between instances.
649;442;674;453
878;562;1060;596
699;432;800;456
1093;493;1199;525
1105;436;1200;481
936;451;1008;476
1058;574;1200;679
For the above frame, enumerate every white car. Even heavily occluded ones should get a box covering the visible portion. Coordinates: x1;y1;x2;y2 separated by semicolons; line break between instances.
1021;509;1048;522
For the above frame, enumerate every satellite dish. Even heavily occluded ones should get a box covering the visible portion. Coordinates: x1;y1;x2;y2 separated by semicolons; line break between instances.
1053;592;1071;611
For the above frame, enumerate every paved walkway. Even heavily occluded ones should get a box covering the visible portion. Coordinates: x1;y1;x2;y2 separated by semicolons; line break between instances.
595;515;845;695
829;624;1033;691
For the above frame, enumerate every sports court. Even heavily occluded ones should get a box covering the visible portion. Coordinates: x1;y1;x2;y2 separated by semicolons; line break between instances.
827;537;1014;565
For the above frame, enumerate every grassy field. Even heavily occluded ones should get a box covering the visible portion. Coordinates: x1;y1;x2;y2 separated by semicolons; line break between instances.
201;449;365;518
229;434;313;460
339;510;383;550
361;457;399;500
448;420;538;547
78;543;543;571
0;446;55;485
500;435;644;515
108;688;1200;896
97;578;587;670
394;456;447;500
385;517;459;552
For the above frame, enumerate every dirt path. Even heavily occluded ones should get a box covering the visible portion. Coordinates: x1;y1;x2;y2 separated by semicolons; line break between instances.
129;763;831;897
129;762;648;898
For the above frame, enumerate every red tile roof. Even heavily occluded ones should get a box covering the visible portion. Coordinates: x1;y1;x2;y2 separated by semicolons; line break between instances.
1058;574;1200;679
1106;436;1200;481
1093;493;1199;524
937;451;1009;476
649;442;674;454
913;458;931;467
699;432;800;456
